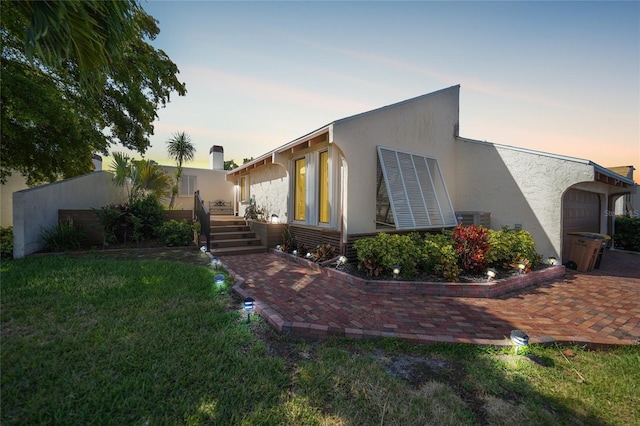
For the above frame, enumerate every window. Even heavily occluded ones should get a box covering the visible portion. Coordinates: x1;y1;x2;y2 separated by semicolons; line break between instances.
376;146;457;229
178;175;197;197
318;150;330;223
294;158;306;221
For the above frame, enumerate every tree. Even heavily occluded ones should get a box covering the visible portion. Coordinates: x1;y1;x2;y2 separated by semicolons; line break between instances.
224;160;239;171
166;132;195;208
110;152;171;202
0;1;186;185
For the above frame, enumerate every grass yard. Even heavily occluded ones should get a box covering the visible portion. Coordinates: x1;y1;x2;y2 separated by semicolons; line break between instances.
1;249;639;425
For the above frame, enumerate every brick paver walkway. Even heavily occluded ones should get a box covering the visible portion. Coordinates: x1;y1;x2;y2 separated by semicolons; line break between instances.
222;250;640;347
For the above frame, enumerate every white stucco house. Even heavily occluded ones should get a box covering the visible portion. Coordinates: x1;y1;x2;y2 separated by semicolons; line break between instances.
225;85;637;262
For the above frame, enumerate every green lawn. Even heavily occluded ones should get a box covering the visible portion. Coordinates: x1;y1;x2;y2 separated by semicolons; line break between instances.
2;251;638;425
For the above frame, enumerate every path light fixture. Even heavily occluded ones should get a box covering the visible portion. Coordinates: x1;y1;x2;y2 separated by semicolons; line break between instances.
517;262;526;274
200;245;207;253
243;297;255;323
211;257;220;269
486;268;497;281
276;245;281;251
271;214;279;224
547;257;558;266
510;330;529;355
214;274;225;289
336;255;347;269
293;249;298;256
392;265;401;279
306;252;313;259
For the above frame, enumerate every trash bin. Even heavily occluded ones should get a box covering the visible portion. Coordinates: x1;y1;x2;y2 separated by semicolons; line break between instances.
567;233;609;272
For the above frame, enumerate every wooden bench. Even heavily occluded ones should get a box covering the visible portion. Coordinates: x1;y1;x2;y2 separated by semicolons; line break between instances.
209;200;234;215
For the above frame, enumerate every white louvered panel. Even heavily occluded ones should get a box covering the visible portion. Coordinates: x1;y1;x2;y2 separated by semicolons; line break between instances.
377;146;457;229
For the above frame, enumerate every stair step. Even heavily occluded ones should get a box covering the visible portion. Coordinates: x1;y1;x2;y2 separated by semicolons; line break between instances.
210;245;268;256
210;219;247;226
210;231;256;240
210;225;251;233
209;238;262;248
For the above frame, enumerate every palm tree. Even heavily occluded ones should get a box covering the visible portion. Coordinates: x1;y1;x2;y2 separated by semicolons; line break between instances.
166;132;195;208
110;152;171;203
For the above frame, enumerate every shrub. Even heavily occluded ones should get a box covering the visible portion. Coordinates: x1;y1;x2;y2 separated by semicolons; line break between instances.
94;204;128;244
453;225;489;273
311;243;336;263
486;227;541;268
354;233;421;278
129;195;165;239
421;232;461;281
156;220;196;246
41;218;87;251
614;217;640;251
1;226;14;259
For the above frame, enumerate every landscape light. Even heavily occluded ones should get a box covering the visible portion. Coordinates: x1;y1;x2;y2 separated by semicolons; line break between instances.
548;257;558;266
293;250;298;256
200;245;207;253
486;268;497;281
271;214;279;224
336;255;347;269
306;252;312;259
214;274;225;288
510;330;529;355
243;297;255;323
517;263;526;274
211;257;219;269
392;265;400;279
276;245;281;250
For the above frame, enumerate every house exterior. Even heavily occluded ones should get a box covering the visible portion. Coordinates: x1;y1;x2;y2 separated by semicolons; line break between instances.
227;85;637;261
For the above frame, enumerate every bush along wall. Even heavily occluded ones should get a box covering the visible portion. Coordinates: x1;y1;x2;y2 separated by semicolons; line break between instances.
353;225;541;282
614;217;640;252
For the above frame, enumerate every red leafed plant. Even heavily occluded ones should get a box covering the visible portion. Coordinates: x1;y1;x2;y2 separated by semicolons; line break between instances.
453;225;489;273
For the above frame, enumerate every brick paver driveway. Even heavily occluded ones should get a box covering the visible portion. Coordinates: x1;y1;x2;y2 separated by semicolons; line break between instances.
224;250;640;347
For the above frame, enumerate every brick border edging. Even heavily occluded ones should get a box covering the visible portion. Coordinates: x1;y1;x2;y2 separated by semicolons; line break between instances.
269;249;566;298
221;251;636;348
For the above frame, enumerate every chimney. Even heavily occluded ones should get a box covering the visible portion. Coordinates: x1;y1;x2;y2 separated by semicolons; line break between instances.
210;145;224;170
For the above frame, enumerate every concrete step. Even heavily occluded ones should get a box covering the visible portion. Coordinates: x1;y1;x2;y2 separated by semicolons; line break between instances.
209;237;263;249
210;225;251;233
210;245;268;256
210;219;247;227
210;230;256;240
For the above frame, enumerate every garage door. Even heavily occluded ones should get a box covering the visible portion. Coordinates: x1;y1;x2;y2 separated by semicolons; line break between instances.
562;189;601;261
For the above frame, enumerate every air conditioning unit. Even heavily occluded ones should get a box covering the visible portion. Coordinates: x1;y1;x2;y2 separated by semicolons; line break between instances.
455;211;491;228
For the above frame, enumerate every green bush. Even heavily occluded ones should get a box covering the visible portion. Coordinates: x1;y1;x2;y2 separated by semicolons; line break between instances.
614;217;640;251
129;195;165;239
41;218;87;251
156;220;196;246
421;232;461;281
486;227;540;268
93;204;128;244
1;226;14;259
354;233;421;278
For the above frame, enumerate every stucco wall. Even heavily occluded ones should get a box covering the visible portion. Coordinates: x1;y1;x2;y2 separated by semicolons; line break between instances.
237;163;288;220
12;171;126;258
454;139;597;259
333;86;460;234
160;166;234;212
1;172;30;227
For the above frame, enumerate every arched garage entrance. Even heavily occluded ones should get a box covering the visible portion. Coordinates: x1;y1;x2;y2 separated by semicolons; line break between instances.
562;188;601;262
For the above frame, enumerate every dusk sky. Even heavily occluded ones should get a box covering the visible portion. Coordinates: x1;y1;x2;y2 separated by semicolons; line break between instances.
131;1;639;177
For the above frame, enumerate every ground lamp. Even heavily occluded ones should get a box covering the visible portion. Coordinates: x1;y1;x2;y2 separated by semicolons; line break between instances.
293;250;298;256
243;297;255;323
276;245;281;251
211;257;220;269
547;257;558;266
200;245;207;253
336;255;347;269
271;214;279;224
214;274;225;289
486;268;497;281
510;330;529;354
517;263;526;274
392;265;401;279
306;252;313;259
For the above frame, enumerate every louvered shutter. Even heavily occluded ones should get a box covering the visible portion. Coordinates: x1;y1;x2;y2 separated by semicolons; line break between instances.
377;146;457;229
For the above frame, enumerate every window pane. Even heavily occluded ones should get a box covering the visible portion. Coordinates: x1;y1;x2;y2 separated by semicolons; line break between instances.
179;175;196;197
319;151;330;223
294;158;306;221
